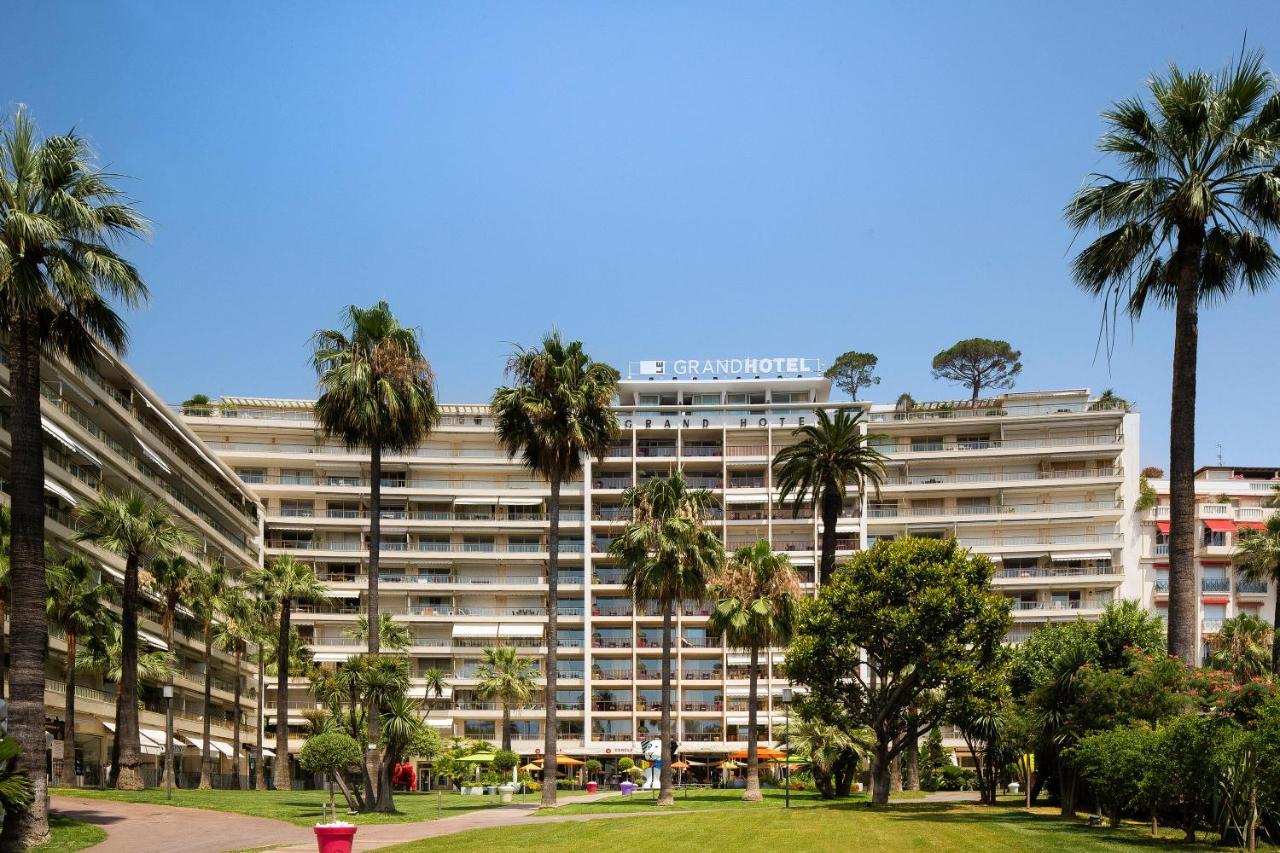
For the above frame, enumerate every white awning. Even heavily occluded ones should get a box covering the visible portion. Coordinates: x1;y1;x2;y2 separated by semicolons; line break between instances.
139;729;168;751
100;562;124;582
726;654;755;666
269;525;315;533
424;718;453;728
452;624;500;638
134;436;172;475
498;624;543;638
258;746;276;757
178;734;203;750
138;631;168;651
325;589;361;599
408;684;452;699
723;493;769;504
726;714;751;726
42;418;102;466
499;497;543;506
452;497;498;506
43;478;78;507
209;740;235;758
770;715;789;725
140;741;163;756
312;652;351;663
725;686;752;698
1051;551;1113;562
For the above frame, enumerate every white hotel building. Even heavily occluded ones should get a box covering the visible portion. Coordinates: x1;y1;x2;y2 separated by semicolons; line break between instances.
183;358;1143;767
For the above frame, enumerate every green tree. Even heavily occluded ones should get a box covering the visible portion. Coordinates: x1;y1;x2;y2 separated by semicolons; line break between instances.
345;612;412;653
246;555;326;791
0;106;149;847
1210;612;1274;682
475;646;539;752
611;470;724;806
312;300;440;810
75;492;192;789
146;553;197;788
823;351;880;400
1145;713;1226;841
45;553;114;787
1066;54;1280;665
299;731;362;816
929;338;1022;402
1072;725;1158;828
919;727;945;791
786;537;1010;805
419;667;449;719
707;539;801;801
191;560;229;789
772;409;886;585
492;330;619;807
1234;515;1280;673
243;590;276;791
213;585;257;788
777;710;871;800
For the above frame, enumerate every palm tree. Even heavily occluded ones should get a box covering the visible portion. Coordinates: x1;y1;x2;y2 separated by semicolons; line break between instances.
611;470;724;806
312;301;439;808
1234;515;1280;673
420;667;449;719
213;585;256;789
345;612;412;652
0;505;11;702
1209;612;1273;682
0;106;149;845
491;331;619;807
773;409;887;585
779;715;872;800
146;553;197;787
708;539;801;801
246;555;325;791
360;654;411;810
191;561;228;788
475;646;539;752
1066;53;1280;664
75;492;192;789
45;554;114;787
243;591;275;791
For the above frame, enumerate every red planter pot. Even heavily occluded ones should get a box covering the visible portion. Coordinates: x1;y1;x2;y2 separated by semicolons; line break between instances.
315;825;358;853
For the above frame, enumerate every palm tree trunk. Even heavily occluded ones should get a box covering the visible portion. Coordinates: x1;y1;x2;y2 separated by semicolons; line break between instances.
116;552;145;789
365;440;384;810
1272;589;1280;675
0;597;8;701
199;623;214;788
161;603;175;790
232;646;243;789
62;631;78;787
255;645;267;791
818;481;841;585
502;704;511;752
3;321;51;844
1167;223;1204;666
273;597;291;791
541;477;560;808
743;644;761;801
658;602;674;807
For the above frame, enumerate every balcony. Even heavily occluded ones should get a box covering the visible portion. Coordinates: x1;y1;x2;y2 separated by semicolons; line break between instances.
682;446;723;458
1238;580;1268;594
878;434;1122;456
1203;619;1224;633
1201;578;1230;593
884;468;1121;488
1154;579;1169;593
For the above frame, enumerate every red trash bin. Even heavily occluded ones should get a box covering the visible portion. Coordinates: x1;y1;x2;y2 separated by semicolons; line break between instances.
587;781;598;793
315;825;357;853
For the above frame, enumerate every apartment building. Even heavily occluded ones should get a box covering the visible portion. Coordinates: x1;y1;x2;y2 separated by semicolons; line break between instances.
185;355;1141;773
1142;466;1280;662
0;348;263;786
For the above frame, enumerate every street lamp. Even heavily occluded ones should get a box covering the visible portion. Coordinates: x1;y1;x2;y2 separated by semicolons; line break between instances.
780;688;793;809
163;684;174;801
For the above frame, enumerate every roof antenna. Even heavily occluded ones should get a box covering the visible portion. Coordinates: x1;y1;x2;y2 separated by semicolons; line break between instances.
1216;443;1224;467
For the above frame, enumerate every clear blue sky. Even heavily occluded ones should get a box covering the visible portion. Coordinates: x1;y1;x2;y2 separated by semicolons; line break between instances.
9;2;1279;469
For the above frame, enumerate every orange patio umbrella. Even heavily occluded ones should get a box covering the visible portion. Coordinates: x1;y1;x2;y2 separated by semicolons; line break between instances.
730;747;786;761
554;754;586;766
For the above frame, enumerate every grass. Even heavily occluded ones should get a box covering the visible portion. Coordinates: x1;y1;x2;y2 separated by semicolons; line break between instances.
537;786;926;815
32;815;107;853
50;786;592;827
378;802;1234;853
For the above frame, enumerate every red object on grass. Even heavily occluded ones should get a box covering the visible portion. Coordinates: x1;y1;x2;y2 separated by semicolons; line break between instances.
315;825;357;853
393;762;417;791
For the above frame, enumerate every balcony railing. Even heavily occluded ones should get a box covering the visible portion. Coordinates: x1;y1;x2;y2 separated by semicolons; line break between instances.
884;468;1121;487
1238;580;1268;594
868;399;1128;423
1201;578;1230;593
877;434;1121;455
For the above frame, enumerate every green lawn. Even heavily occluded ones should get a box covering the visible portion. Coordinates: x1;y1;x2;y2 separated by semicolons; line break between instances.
380;802;1232;853
537;786;925;815
32;815;107;853
50;786;590;827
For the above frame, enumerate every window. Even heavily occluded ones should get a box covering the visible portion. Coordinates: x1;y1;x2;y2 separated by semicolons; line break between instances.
911;435;944;452
463;720;495;739
1203;529;1227;547
771;391;809;403
957;433;991;450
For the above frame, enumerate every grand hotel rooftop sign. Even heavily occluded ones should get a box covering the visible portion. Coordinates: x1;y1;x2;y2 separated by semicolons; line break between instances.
628;356;822;379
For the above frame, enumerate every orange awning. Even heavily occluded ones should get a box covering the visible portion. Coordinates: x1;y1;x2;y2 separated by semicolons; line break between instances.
1237;521;1266;532
729;747;786;761
1155;521;1171;535
1203;519;1236;533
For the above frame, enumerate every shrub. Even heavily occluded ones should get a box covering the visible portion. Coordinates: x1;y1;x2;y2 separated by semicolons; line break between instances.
937;764;975;791
1071;726;1156;827
585;759;602;779
1141;466;1164;478
618;757;634;771
299;732;362;776
493;749;519;775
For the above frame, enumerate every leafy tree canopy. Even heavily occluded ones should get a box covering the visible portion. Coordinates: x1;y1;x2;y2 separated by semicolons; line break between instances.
823;351;880;400
930;338;1022;401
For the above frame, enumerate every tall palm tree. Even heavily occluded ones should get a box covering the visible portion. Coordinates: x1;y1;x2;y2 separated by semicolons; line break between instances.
244;591;275;791
773;409;886;585
1066;53;1280;664
611;470;724;807
1234;515;1280;673
146;553;197;787
475;646;539;752
491;331;619;807
708;539;801;801
1209;611;1273;682
0;504;11;702
45;554;114;787
246;555;325;791
191;561;228;789
312;300;439;808
213;585;256;789
0;106;149;845
420;666;449;720
75;492;191;789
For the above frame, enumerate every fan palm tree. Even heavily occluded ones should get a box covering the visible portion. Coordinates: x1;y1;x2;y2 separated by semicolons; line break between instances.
491;330;619;807
1234;514;1280;673
312;300;439;807
708;539;801;801
191;561;229;788
146;553;197;787
345;612;412;652
243;591;275;791
75;492;192;789
1066;53;1280;664
45;553;114;787
213;585;256;788
1209;611;1273;682
475;646;539;752
779;715;872;800
0;106;149;845
773;409;887;585
246;555;325;790
611;470;724;806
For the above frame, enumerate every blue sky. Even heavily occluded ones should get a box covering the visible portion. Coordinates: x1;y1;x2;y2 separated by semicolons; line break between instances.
8;2;1279;468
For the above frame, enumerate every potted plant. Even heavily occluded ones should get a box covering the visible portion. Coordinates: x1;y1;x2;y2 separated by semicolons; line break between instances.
298;732;362;853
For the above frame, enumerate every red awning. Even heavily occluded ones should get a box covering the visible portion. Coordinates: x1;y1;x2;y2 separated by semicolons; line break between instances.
1203;519;1236;533
1237;521;1267;532
1155;521;1171;535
